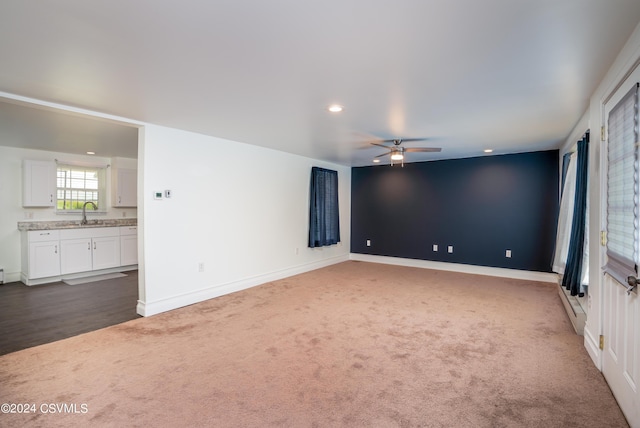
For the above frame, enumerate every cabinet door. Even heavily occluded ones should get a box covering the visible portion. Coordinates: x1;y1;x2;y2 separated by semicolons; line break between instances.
29;241;60;278
120;234;138;266
92;236;121;270
23;160;56;207
60;238;92;274
113;168;137;207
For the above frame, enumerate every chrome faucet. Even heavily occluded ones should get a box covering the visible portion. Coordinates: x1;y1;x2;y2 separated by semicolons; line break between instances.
81;201;98;225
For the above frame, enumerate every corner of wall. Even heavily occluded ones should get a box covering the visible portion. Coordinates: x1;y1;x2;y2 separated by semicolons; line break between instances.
583;322;602;369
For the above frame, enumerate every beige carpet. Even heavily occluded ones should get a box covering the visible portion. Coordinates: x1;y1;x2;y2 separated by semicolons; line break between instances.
0;261;627;427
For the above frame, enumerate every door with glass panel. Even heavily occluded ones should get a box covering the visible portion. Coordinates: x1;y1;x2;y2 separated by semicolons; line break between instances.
602;68;640;428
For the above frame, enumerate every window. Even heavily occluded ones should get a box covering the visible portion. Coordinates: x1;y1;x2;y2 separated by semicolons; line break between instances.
56;164;107;211
605;83;639;283
308;167;340;248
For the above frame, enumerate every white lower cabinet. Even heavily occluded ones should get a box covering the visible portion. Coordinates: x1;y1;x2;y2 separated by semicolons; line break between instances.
119;226;138;266
23;230;61;280
92;236;121;270
60;238;93;274
22;226;134;285
60;228;121;274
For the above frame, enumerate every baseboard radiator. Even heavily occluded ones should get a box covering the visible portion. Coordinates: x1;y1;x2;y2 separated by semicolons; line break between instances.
557;277;586;335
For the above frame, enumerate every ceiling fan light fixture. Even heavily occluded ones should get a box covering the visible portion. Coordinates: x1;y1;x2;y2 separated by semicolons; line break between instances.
390;152;404;161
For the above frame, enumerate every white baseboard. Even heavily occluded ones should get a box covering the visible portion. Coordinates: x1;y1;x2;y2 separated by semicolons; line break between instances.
137;254;557;317
137;254;349;317
557;282;586;335
583;322;602;369
349;253;558;283
3;271;21;284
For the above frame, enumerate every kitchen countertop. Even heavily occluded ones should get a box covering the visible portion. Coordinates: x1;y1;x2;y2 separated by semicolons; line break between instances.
18;218;137;231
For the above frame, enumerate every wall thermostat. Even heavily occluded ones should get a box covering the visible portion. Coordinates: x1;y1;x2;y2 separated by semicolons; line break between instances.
154;191;163;200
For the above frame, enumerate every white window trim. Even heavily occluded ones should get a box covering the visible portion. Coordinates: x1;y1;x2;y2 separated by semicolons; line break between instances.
55;162;108;214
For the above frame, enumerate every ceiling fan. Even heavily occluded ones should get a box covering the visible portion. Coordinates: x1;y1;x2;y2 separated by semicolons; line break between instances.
370;138;441;166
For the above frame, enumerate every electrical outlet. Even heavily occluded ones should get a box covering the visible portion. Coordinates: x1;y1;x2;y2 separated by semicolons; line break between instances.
432;244;438;252
506;249;512;258
448;246;454;253
366;239;371;247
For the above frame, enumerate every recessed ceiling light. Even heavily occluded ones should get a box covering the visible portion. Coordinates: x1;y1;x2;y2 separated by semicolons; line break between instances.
484;149;493;153
327;104;343;113
86;151;96;155
373;159;381;163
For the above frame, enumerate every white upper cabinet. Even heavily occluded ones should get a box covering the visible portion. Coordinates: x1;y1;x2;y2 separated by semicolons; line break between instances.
112;168;137;207
23;160;56;207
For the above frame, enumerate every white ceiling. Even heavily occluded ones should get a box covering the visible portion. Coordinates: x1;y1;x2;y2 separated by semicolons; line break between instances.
0;99;139;158
0;1;639;166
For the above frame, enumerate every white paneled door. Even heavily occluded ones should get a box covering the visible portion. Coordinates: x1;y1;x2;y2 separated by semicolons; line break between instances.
603;274;639;426
602;65;640;428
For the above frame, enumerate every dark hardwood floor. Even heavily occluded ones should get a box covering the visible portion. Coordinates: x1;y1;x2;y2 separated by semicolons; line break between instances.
0;271;140;356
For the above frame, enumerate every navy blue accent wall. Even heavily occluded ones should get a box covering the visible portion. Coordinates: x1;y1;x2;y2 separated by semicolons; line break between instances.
351;150;559;272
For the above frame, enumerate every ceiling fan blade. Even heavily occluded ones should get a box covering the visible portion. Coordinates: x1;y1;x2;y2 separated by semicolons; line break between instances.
370;142;392;149
404;147;442;153
374;152;390;158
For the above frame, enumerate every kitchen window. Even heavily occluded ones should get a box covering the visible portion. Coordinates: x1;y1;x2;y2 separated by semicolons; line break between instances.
56;163;107;211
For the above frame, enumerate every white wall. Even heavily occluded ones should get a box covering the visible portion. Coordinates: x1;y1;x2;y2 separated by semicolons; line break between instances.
137;124;351;315
0;145;137;282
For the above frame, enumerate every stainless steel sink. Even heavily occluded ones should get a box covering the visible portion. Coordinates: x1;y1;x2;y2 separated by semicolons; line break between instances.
79;220;104;227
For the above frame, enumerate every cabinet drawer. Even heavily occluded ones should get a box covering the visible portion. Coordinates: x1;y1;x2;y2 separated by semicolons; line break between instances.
60;227;119;240
119;226;137;236
28;230;60;242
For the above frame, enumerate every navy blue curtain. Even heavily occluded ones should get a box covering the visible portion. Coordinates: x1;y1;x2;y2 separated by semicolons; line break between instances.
309;167;340;248
562;133;589;296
